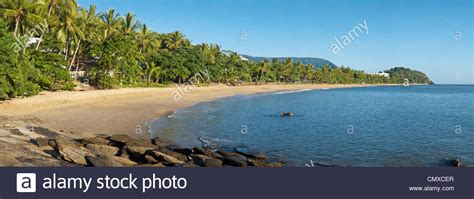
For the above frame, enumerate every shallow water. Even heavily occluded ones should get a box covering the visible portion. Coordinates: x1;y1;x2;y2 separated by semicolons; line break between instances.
150;85;474;166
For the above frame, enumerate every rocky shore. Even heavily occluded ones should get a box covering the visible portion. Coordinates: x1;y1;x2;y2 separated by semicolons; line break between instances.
0;116;467;167
32;133;283;167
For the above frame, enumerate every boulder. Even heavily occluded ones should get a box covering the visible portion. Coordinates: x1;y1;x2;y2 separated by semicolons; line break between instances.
50;136;81;151
190;154;212;166
248;159;283;167
79;137;110;145
222;155;248;167
126;145;154;156
136;163;166;167
35;137;51;147
125;139;155;148
146;150;185;165
210;151;223;159
217;150;244;157
175;162;200;167
109;156;137;166
144;155;159;164
85;155;124;167
451;159;463;167
204;158;223;167
59;147;93;165
166;145;194;156
85;144;119;156
151;137;167;146
125;145;154;162
157;147;188;162
193;146;212;156
234;146;267;160
85;155;137;167
107;134;133;145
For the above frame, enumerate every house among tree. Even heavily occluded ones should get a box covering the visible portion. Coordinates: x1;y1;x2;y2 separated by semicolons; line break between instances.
375;71;390;78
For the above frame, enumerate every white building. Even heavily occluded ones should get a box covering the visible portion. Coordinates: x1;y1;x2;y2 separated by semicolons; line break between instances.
375;71;390;78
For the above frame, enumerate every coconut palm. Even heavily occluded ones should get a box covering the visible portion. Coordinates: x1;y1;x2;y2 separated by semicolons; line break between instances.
35;0;78;49
70;4;99;70
122;12;140;36
144;61;161;83
51;1;84;65
136;24;155;53
163;31;186;50
0;0;44;36
257;59;271;84
100;9;121;40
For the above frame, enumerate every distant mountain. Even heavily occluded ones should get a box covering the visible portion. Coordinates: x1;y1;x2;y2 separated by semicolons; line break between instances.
242;55;336;68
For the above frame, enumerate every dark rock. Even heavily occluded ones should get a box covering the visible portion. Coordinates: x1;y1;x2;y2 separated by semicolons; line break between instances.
280;112;294;117
136;163;166;167
85;144;119;156
217;150;243;157
234;146;267;160
166;145;194;155
125;145;154;162
222;155;248;167
210;151;223;159
175;162;200;167
451;159;463;167
204;158;223;167
117;148;129;158
193;146;212;156
248;159;283;167
151;137;167;146
190;154;212;166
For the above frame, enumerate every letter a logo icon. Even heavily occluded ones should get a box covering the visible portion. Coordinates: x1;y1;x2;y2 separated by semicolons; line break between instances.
16;173;36;193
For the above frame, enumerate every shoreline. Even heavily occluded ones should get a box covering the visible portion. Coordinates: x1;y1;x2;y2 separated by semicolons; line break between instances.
0;84;389;137
0;83;395;166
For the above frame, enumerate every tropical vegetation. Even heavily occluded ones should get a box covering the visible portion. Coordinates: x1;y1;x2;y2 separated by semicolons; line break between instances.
0;0;431;100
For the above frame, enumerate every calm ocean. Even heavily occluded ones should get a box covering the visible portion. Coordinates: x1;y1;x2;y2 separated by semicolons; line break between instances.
150;85;474;166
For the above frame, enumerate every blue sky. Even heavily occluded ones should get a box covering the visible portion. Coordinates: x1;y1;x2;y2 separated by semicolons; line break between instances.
78;0;473;84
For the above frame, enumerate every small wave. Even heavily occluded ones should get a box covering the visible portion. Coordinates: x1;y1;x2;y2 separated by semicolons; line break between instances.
273;89;313;95
197;136;233;148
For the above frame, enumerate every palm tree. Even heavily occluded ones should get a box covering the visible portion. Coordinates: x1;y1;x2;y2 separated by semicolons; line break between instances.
100;9;121;40
257;59;270;84
0;0;44;36
70;4;99;70
122;12;140;36
51;1;84;65
136;24;154;53
35;0;78;49
163;31;185;50
144;61;161;83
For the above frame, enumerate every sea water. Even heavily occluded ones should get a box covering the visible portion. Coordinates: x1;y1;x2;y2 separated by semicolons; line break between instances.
150;85;474;166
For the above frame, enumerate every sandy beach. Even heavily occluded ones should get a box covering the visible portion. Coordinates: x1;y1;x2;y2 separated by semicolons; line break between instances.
0;84;388;166
0;84;377;137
